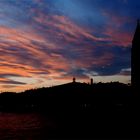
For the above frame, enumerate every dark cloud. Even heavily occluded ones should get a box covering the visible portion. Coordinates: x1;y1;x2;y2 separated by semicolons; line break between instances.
92;46;131;76
0;0;136;91
1;80;26;85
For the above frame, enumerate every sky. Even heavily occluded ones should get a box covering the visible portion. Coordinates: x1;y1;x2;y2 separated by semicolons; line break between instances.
0;0;139;92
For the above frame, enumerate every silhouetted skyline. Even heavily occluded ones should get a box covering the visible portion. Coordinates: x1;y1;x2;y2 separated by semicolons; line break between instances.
0;77;138;139
1;0;140;92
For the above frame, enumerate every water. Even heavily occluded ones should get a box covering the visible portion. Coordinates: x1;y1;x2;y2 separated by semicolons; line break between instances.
0;112;138;139
0;113;57;140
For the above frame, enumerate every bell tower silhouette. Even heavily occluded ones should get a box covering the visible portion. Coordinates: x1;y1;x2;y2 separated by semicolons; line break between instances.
132;19;140;88
73;77;76;83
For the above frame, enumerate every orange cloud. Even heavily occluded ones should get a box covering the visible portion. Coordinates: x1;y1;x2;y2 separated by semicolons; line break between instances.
0;25;72;92
0;11;130;92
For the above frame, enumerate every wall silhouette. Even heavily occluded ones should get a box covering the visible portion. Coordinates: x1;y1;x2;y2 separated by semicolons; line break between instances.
132;19;140;88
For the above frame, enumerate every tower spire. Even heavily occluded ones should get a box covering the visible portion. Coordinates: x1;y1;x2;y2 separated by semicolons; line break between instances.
132;19;140;44
132;19;140;88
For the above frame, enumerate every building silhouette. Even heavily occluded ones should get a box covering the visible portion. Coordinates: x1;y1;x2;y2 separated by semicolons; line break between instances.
132;19;140;88
90;78;93;85
73;77;76;83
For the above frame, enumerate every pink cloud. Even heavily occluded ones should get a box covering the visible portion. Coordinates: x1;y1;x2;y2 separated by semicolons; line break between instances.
0;10;130;92
104;27;132;47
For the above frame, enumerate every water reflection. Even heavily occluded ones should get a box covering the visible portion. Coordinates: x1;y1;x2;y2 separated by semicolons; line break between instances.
0;113;56;140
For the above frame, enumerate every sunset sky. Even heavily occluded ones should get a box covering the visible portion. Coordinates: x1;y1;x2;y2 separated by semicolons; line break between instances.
0;0;140;92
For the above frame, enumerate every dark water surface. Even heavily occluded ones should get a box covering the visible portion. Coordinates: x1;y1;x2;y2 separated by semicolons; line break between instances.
0;111;139;140
0;112;58;140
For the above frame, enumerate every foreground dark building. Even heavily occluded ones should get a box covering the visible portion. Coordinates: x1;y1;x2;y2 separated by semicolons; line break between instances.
132;20;140;88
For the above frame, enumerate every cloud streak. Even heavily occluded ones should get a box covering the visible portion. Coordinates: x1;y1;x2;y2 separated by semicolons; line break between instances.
0;0;135;92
